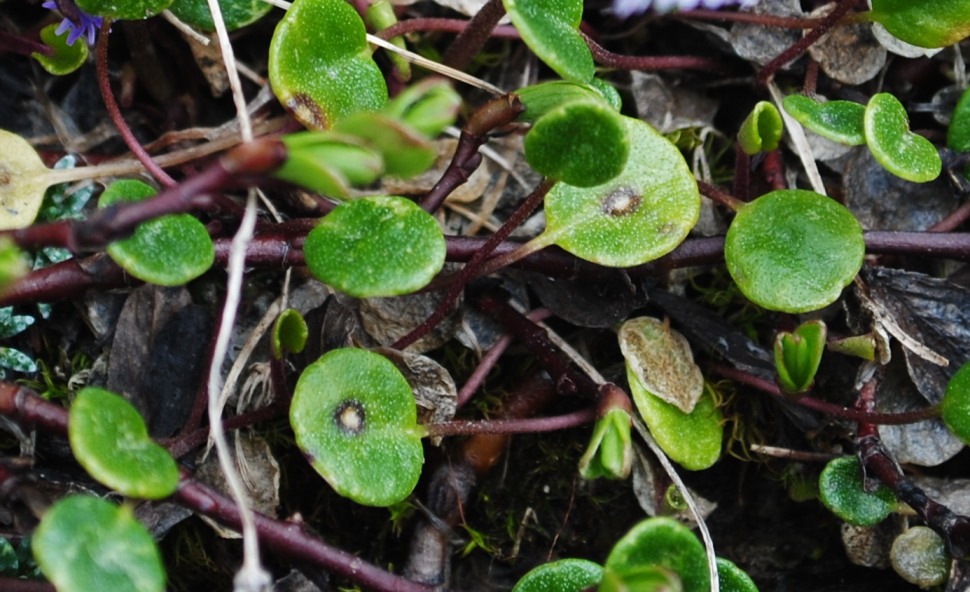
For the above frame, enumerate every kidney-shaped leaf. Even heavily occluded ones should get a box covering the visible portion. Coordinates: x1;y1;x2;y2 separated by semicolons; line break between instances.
503;0;593;83
524;101;629;187
167;0;272;31
100;180;214;286
269;0;387;129
69;387;179;499
76;0;173;19
782;95;865;146
542;116;699;267
33;24;89;75
513;558;603;592
725;189;864;313
290;348;424;506
864;93;941;183
605;517;709;592
34;495;165;592
869;0;970;49
738;100;783;155
304;195;445;298
619;317;703;413
0;129;50;230
819;456;897;526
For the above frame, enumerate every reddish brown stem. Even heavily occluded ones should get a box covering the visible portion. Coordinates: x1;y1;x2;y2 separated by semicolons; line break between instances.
441;0;507;70
425;408;596;437
376;18;520;41
583;33;725;73
675;9;825;29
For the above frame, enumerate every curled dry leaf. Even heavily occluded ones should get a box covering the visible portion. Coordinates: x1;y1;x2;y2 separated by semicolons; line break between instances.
618;316;703;414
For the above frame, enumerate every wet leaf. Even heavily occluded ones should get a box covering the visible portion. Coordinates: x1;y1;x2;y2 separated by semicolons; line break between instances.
503;0;593;83
268;0;387;129
34;495;166;592
167;0;272;31
864;93;941;183
304;195;445;298
69;387;179;499
725;189;865;313
604;517;709;592
512;558;603;592
100;179;214;286
890;526;949;588
619;317;703;413
0;129;50;230
819;456;897;526
290;348;424;506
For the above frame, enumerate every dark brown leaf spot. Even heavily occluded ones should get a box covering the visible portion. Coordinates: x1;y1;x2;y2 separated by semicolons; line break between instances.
286;93;329;130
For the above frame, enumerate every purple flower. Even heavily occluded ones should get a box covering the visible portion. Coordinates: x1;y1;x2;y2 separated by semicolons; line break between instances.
613;0;758;19
42;0;103;46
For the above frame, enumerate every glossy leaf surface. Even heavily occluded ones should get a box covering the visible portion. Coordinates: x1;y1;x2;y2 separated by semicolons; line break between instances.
34;495;166;592
725;190;864;313
503;0;593;83
869;0;970;49
0;129;49;230
269;0;387;129
864;93;941;183
782;95;865;146
69;387;179;499
168;0;272;31
304;195;445;298
818;456;897;526
604;517;709;592
543;117;699;267
512;558;603;592
290;348;424;506
100;180;214;286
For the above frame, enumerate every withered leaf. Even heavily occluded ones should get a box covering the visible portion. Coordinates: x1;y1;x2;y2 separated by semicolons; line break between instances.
618;316;703;414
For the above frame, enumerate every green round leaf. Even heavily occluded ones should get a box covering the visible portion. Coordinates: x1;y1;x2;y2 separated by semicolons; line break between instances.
76;0;173;19
33;24;89;75
0;129;50;230
869;0;970;49
34;496;165;592
69;387;179;499
818;456;897;526
864;93;941;183
290;348;424;506
168;0;272;31
890;526;949;588
738;101;783;155
273;308;308;359
269;0;387;129
543;116;700;267
782;95;865;146
716;558;759;592
503;0;593;83
605;517;709;592
524;101;629;187
941;361;970;443
304;195;445;298
100;180;214;286
725;189;864;313
947;86;970;155
513;558;603;592
516;81;616;123
627;369;723;471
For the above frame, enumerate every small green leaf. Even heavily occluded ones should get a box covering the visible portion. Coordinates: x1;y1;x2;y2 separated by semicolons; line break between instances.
542;116;699;267
0;129;50;230
382;79;461;138
69;387;179;499
273;308;308;359
947;86;970;178
738;101;783;155
76;0;174;19
628;372;722;471
276;132;384;198
290;348;424;506
524;101;629;187
366;0;411;80
890;526;949;588
604;517;709;592
941;361;970;443
782;95;865;146
100;180;215;286
864;93;941;183
0;347;36;374
503;0;593;83
0;237;29;289
579;407;633;480
516;81;618;123
818;456;897;526
869;0;970;49
33;495;166;592
269;0;387;129
32;24;89;75
304;195;445;298
513;558;604;592
716;558;759;592
725;189;865;313
774;320;827;395
334;113;437;179
599;565;681;592
618;317;704;414
167;0;272;32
